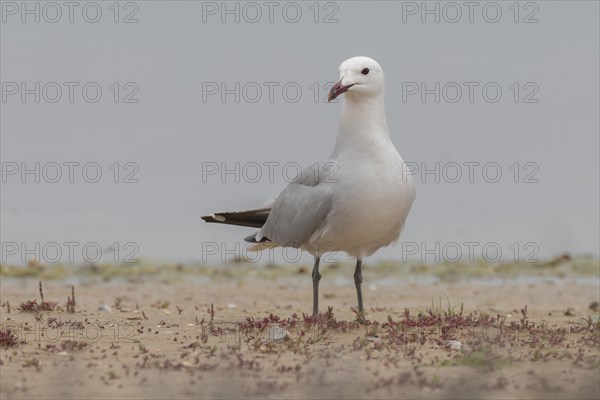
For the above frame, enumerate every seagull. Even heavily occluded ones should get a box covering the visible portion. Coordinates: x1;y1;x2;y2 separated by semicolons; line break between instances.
202;56;416;319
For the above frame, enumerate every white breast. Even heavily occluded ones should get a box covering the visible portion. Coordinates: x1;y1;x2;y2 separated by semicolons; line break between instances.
308;148;416;258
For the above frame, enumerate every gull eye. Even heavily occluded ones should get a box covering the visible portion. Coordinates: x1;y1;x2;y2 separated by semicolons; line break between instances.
361;68;370;75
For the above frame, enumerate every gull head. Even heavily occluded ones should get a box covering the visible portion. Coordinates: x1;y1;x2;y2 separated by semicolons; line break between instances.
328;56;384;102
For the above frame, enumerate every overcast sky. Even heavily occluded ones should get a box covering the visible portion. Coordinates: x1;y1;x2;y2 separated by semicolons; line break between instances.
1;1;598;265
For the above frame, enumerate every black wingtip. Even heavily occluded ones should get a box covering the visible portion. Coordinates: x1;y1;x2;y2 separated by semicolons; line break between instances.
201;214;222;223
200;208;271;228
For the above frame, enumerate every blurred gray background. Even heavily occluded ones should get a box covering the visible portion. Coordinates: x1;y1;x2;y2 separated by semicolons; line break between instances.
1;1;598;264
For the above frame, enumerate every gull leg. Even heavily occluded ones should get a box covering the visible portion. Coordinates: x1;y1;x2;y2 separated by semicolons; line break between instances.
311;256;321;316
354;259;364;319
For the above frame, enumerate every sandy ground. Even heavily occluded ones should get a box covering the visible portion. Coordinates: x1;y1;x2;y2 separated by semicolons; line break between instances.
1;263;599;399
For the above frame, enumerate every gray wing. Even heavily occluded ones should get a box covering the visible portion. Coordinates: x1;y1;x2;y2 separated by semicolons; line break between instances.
256;164;335;248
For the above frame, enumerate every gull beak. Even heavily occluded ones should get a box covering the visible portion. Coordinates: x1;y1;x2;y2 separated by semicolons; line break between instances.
328;80;355;102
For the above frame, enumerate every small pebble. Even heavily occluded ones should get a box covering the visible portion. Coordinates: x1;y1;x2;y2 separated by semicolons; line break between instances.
564;308;576;316
267;325;290;342
98;304;112;312
448;340;462;351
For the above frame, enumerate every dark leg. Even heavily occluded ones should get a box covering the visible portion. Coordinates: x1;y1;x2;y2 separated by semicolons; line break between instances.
354;259;364;319
311;256;321;316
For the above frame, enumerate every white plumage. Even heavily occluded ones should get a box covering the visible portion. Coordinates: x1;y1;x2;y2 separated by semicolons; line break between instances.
203;57;416;318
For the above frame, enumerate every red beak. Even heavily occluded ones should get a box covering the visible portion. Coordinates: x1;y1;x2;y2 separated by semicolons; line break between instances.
328;80;355;102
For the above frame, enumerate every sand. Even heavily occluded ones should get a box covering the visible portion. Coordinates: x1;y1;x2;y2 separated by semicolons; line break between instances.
1;259;599;399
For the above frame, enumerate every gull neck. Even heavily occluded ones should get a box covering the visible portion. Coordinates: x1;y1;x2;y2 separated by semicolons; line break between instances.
331;93;391;157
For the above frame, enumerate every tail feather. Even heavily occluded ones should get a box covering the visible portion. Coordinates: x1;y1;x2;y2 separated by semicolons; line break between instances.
201;208;271;228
